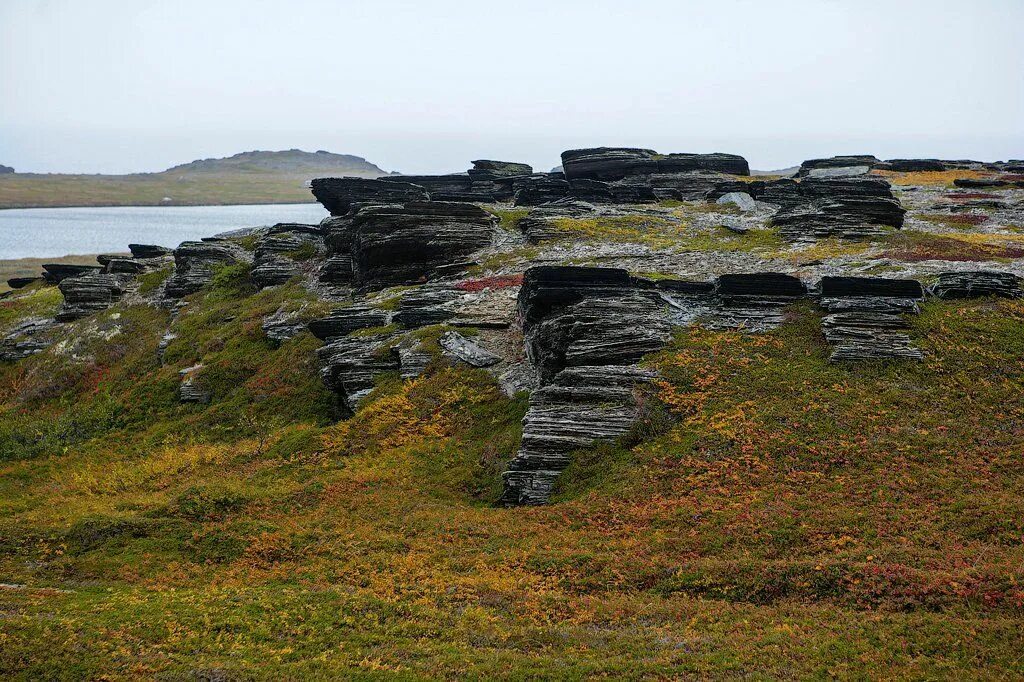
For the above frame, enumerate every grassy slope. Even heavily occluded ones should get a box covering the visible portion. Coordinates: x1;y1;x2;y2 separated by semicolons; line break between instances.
1;267;1023;678
0;150;387;209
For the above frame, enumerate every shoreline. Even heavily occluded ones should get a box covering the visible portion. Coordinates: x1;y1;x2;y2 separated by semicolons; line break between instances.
0;199;321;211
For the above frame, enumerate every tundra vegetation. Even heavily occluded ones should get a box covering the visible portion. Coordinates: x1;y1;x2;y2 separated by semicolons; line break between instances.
2;156;1024;678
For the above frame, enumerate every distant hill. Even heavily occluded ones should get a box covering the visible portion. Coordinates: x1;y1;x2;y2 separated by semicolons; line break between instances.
0;149;389;209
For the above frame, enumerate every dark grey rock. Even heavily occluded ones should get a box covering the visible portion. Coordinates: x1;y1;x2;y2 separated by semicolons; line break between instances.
128;244;172;259
351;202;495;289
250;227;323;288
164;241;241;299
716;192;756;211
308;305;389;341
655;152;750;176
311;177;429;216
42;263;102;284
393;285;462;327
797;155;880;177
56;273;129;321
647;171;735;201
568;178;658;204
512;175;571;206
6;276;44;290
468;159;532;177
561;147;658;181
518;199;597;243
0;317;58;361
317;334;400;410
819;276;924;299
930;271;1024;299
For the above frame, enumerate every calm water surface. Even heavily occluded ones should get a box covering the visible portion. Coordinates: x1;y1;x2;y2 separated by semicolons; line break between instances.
0;204;328;259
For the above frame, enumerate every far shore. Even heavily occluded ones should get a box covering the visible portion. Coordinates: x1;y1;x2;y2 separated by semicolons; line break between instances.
0;254;118;293
0;199;320;211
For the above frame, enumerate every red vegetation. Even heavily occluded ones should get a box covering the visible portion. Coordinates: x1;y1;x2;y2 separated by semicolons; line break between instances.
456;274;524;292
949;213;991;226
944;192;999;201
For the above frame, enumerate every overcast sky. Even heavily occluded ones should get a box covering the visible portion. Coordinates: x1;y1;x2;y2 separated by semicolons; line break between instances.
1;0;1022;174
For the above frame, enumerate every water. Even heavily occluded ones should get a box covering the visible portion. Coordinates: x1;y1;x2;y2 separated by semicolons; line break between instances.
0;203;329;260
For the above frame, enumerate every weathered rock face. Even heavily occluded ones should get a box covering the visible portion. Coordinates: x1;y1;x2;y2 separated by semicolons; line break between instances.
770;176;905;239
656;152;750;176
56;273;129;321
468;160;532;177
930;271;1024;299
882;159;947;172
819;276;924;362
317;335;400;411
501;266;675;504
380;174;508;203
512;175;571;206
439;331;501;367
648;171;736;201
708;273;807;331
0;317;58;361
797;155;880;177
42;263;102;284
164;241;241;299
178;364;210;403
311;177;429;216
309;305;389;342
261;310;308;345
500;365;658;505
561;148;750;182
250;224;323;289
953;177;1024;189
393;285;462;327
567;179;658;204
351;202;495;288
318;216;356;284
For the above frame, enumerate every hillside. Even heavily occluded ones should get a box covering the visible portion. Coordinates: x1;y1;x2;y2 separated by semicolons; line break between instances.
2;151;1024;678
0;149;388;209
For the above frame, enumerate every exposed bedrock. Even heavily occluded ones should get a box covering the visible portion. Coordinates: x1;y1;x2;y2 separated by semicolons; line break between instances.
317;334;400;411
381;174;511;203
393;285;462;327
560;148;750;181
648;172;738;201
512;174;571;206
250;223;323;288
164;240;244;299
128;244;173;259
953;177;1024;189
351;201;496;288
930;271;1024;299
819;276;924;362
311;177;429;216
708;273;807;331
468;159;533;178
769;176;905;239
0;317;59;361
56;273;130;322
6;276;45;290
319;215;356;284
517;266;636;330
309;305;389;342
518;199;597;243
500;365;659;506
567;179;658;204
797;155;880;177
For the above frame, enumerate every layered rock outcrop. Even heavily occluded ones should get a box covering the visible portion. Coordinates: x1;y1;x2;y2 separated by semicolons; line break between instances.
770;176;905;239
311;177;429;216
250;223;323;288
930;271;1023;299
819;277;924;362
164;240;245;298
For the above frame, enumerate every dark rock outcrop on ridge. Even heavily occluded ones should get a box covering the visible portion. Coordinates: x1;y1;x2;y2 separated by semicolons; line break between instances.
128;244;173;259
708;273;807;331
42;263;102;284
311;177;429;216
819;276;924;362
56;273;129;322
164;241;242;299
648;172;737;201
567;179;658;204
930;271;1024;299
797;155;880;177
953;177;1024;189
6;276;44;290
770;176;905;239
319;215;356;284
468;160;532;177
561;148;750;181
381;174;507;203
351;202;495;288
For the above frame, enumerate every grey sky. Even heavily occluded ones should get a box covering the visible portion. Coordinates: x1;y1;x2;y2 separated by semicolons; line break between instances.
2;0;1022;174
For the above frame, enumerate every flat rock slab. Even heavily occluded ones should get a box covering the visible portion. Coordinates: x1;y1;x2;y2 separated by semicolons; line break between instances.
439;331;502;367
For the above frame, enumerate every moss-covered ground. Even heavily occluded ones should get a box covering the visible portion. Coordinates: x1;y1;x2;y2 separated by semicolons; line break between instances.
1;265;1024;677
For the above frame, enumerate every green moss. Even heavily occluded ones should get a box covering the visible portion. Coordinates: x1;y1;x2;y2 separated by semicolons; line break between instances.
136;265;172;294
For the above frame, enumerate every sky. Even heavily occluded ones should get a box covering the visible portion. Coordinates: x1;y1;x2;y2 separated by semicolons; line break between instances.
1;0;1022;174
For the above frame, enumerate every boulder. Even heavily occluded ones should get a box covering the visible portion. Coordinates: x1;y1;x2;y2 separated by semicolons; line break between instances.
716;192;756;211
351;202;495;288
930;271;1024;299
311;177;429;216
439;331;502;367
